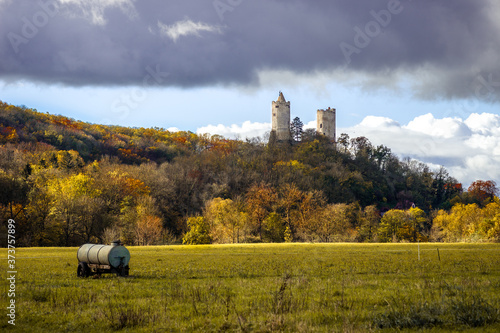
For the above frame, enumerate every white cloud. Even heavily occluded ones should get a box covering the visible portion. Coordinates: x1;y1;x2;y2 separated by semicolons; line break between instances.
359;116;400;129
449;155;500;187
464;113;500;135
304;120;316;129
347;113;500;187
465;134;499;151
197;121;270;140
158;19;222;42
404;113;471;139
58;0;136;26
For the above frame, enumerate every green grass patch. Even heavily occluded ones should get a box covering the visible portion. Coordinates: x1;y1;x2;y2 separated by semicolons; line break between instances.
1;243;500;332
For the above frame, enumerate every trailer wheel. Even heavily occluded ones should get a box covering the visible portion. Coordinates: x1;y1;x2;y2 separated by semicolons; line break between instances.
77;262;90;278
116;265;129;277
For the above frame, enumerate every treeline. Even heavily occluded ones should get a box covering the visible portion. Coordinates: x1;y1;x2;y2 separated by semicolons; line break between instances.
0;101;498;246
185;198;500;244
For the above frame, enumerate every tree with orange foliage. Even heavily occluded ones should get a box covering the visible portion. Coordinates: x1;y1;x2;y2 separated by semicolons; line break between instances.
0;126;19;143
135;215;163;245
468;180;498;204
246;183;278;241
277;183;304;236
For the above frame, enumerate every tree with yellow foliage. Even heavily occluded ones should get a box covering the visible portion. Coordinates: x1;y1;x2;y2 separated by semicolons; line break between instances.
433;199;500;242
378;207;428;242
204;197;248;243
182;217;211;245
46;173;105;245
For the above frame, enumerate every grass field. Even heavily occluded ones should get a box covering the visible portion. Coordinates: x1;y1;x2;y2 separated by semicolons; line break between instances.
1;243;500;332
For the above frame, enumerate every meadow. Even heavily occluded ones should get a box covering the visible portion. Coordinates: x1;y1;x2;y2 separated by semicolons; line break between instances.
1;243;500;332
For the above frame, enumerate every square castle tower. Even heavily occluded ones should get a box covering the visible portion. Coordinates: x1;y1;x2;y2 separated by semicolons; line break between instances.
271;92;336;142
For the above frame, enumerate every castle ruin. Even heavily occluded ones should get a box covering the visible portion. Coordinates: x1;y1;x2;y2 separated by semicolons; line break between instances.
317;107;336;141
271;92;336;142
271;91;291;141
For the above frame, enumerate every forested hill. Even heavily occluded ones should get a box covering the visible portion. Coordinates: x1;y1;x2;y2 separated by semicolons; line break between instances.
0;101;476;246
0;101;206;164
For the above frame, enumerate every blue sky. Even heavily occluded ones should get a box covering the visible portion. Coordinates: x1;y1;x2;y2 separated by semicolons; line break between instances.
1;0;500;187
3;79;498;131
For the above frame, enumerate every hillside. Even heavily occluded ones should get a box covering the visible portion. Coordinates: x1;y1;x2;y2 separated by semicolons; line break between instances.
0;101;209;164
0;101;486;246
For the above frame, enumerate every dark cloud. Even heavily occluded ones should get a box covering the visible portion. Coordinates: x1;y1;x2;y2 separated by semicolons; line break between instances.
1;0;499;100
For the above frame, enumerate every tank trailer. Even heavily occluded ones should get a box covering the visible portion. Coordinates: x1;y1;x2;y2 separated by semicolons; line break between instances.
77;240;130;277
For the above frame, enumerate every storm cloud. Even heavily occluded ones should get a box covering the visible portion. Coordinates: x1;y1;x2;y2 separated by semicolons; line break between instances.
1;0;500;100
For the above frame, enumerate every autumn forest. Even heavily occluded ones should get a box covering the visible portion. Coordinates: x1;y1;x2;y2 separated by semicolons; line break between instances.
0;101;499;247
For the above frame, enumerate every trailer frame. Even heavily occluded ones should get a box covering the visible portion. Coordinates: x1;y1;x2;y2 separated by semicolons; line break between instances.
77;260;129;277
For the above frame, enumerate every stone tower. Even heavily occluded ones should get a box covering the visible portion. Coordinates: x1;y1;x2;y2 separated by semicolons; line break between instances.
271;91;291;141
317;107;336;141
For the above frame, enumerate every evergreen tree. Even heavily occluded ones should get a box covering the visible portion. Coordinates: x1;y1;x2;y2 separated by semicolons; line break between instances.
290;117;304;142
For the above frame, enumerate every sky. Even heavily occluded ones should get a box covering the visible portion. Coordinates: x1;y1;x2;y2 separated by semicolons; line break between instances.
1;0;500;187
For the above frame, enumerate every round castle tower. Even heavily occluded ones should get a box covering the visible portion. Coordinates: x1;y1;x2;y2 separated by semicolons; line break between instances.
317;107;336;141
271;92;291;141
